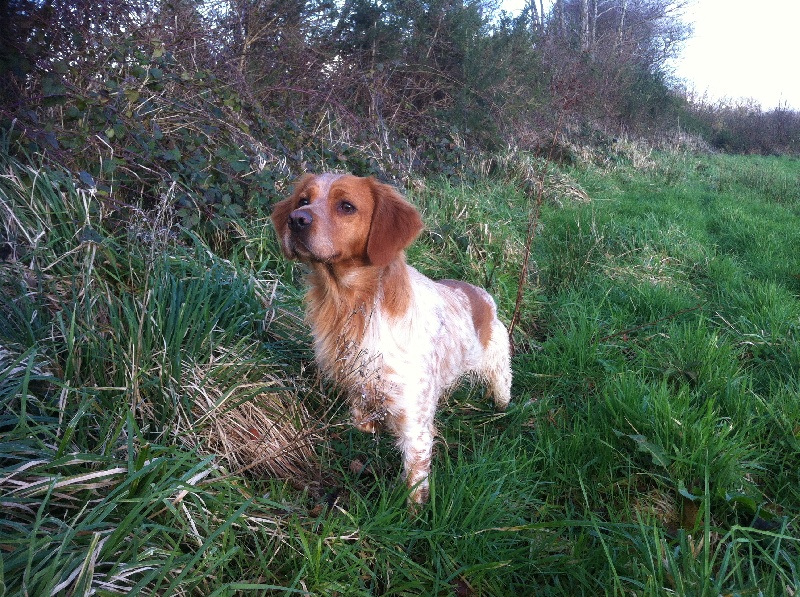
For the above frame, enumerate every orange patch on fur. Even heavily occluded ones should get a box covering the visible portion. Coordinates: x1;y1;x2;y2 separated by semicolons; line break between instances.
437;279;495;348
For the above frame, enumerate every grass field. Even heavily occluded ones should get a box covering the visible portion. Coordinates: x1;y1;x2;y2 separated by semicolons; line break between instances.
1;144;799;595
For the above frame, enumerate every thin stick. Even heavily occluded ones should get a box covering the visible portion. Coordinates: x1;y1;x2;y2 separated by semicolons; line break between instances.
595;303;706;343
507;121;563;347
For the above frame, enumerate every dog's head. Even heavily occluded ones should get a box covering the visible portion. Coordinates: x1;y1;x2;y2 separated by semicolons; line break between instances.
271;173;423;267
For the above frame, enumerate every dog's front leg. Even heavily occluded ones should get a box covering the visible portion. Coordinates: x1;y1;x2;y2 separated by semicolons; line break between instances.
395;416;435;506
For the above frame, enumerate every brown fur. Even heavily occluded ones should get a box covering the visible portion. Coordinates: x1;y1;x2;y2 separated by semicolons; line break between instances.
436;279;495;348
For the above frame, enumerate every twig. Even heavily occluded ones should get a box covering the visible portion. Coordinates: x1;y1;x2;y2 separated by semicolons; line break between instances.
595;302;706;343
508;118;563;347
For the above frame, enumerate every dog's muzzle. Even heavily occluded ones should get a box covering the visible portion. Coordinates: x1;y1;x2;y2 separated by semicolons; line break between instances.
288;209;313;234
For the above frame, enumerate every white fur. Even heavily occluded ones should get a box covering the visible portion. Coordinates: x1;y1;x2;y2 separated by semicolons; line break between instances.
321;265;512;503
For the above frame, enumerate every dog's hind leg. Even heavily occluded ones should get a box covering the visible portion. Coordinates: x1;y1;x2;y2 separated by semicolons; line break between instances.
482;319;512;410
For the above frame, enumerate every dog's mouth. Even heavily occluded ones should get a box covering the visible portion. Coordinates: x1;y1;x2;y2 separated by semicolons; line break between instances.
289;237;312;258
289;238;341;264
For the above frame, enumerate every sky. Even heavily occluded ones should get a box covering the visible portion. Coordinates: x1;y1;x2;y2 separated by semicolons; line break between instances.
502;0;800;111
674;0;800;110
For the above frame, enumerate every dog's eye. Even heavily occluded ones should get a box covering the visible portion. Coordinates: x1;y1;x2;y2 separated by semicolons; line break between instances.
338;201;356;214
297;197;310;207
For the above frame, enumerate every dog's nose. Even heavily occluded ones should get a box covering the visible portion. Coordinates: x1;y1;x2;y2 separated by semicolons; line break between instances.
288;209;312;232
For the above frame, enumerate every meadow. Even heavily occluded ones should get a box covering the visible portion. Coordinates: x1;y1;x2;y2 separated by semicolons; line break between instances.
1;142;799;595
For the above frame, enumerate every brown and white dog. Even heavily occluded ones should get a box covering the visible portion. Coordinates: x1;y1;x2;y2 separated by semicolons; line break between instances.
271;173;512;504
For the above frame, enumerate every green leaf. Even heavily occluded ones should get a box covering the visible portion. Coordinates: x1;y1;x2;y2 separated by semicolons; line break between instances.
79;226;104;244
41;75;66;97
614;430;672;468
44;132;59;149
229;159;249;173
678;480;700;502
79;171;96;188
724;492;759;513
162;148;181;162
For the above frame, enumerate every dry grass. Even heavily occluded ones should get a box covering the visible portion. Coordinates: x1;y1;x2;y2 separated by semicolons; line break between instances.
600;246;690;289
476;149;592;206
178;362;322;484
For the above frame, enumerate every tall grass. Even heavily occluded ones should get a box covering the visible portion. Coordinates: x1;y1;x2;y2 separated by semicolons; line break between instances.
2;144;799;594
0;151;324;593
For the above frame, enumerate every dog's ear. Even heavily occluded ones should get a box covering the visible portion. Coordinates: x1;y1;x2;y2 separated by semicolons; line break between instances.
271;174;314;257
366;178;423;267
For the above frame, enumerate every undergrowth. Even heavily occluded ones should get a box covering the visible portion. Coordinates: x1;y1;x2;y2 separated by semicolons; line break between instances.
1;143;799;595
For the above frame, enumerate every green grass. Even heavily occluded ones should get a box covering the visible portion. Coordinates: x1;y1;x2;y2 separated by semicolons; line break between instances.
1;146;799;595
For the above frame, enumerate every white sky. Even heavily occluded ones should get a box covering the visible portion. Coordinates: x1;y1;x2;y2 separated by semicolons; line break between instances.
675;0;800;110
502;0;800;110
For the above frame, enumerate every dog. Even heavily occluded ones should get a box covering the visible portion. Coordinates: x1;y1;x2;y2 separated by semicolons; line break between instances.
271;173;512;504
